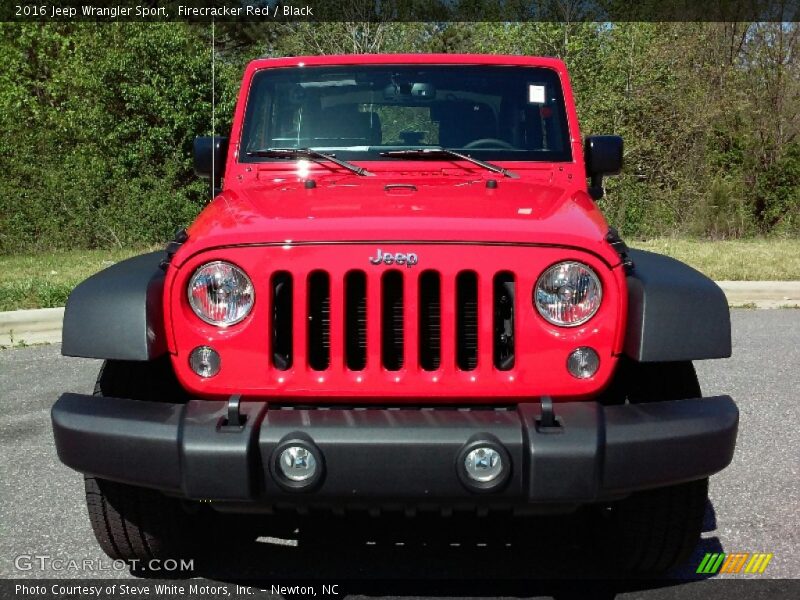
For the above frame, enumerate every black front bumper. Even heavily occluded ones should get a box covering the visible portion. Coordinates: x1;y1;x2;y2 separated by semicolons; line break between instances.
52;394;738;509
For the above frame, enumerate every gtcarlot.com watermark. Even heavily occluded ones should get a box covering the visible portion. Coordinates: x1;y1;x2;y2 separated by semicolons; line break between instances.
14;554;194;574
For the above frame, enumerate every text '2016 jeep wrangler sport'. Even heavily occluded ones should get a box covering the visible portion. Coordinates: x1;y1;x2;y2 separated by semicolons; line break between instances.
52;54;738;573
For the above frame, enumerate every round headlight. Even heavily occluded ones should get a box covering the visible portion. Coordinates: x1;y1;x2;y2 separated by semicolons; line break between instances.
188;261;254;326
534;261;602;327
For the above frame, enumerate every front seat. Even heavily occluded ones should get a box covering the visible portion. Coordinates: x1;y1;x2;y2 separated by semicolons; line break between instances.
434;101;498;148
301;105;381;146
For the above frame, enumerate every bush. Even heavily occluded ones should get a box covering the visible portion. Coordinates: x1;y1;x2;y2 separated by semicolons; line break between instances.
753;143;800;235
688;177;754;239
0;23;217;253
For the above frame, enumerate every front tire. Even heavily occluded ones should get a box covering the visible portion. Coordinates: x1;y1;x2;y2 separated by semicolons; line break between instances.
85;476;195;562
600;478;708;574
84;358;194;562
598;359;708;573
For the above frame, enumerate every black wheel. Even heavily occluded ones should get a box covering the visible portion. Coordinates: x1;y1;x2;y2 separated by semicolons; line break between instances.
597;358;701;405
93;356;188;402
85;476;196;562
85;358;194;562
600;478;708;574
597;359;708;574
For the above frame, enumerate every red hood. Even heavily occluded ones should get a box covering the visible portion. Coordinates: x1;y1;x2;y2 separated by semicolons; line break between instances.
178;174;619;266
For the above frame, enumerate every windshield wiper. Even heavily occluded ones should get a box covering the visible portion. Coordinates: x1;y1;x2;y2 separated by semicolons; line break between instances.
379;147;519;179
246;147;374;177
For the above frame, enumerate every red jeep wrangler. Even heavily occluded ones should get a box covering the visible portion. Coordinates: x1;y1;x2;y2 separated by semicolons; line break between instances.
53;54;738;573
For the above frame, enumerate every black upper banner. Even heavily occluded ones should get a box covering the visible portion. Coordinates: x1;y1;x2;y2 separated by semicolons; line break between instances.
1;0;798;23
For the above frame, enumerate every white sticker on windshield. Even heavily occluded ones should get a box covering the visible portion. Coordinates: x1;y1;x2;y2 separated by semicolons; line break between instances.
528;84;546;104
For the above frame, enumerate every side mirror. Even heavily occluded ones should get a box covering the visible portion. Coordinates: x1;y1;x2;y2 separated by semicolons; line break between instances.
584;135;623;200
193;136;228;198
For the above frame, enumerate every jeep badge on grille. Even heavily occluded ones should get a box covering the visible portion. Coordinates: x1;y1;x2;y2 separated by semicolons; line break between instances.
369;248;418;267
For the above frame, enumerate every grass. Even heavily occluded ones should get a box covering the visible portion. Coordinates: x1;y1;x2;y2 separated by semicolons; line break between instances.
629;238;800;281
0;238;797;311
0;248;154;312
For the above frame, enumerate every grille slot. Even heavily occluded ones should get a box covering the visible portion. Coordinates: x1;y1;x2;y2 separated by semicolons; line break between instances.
381;271;404;371
418;271;441;371
345;271;367;371
456;271;478;371
307;271;330;371
271;271;293;370
493;272;515;370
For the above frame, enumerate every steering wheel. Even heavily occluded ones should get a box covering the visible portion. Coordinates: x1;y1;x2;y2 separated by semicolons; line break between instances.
462;138;516;150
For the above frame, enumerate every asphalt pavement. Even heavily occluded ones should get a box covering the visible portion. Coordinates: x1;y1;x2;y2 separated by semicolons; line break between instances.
1;310;798;597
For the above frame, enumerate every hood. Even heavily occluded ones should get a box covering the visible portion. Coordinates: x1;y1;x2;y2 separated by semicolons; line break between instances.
179;174;618;266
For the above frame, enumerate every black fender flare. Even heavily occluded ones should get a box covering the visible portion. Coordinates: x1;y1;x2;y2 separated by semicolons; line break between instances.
62;252;167;361
624;249;731;362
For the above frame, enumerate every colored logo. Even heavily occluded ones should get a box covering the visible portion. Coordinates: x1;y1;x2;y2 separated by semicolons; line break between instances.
696;552;773;574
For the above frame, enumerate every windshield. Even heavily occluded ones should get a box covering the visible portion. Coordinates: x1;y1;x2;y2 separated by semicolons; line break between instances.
240;65;572;163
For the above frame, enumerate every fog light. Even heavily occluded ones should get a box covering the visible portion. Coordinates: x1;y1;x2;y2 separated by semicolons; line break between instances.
189;346;220;378
278;446;318;482
464;447;503;483
567;346;599;379
457;438;511;492
272;438;324;491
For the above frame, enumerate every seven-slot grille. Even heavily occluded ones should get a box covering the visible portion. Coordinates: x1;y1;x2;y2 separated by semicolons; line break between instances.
270;270;516;373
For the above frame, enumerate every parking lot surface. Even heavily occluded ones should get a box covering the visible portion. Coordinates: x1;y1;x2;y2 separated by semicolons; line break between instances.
1;310;798;596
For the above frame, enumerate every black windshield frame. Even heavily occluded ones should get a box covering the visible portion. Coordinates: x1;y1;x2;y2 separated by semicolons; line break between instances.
239;65;573;164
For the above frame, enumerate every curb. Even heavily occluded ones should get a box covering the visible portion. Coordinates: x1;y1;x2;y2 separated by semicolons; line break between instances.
1;283;798;348
0;307;64;348
716;281;800;309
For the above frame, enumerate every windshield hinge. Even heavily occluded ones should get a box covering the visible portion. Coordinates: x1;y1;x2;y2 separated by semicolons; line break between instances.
606;227;634;272
160;228;189;271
